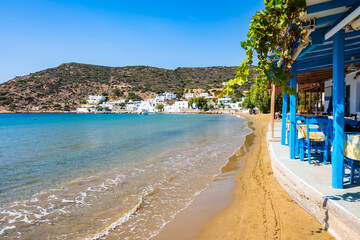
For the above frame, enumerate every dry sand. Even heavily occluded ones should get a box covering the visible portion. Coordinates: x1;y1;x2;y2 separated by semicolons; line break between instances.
156;113;334;240
193;113;334;240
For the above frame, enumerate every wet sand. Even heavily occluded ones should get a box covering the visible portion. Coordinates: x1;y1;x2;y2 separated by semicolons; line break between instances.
156;113;334;240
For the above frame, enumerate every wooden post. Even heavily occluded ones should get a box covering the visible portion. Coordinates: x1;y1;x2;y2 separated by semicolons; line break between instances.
332;29;345;189
304;92;307;111
270;83;276;138
309;92;312;112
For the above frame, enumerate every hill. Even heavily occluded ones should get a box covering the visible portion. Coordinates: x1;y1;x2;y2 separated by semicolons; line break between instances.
0;63;257;112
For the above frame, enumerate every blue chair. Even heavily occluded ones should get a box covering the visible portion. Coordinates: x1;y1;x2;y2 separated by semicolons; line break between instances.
344;158;360;184
295;115;306;157
286;114;305;155
343;131;360;184
299;117;331;164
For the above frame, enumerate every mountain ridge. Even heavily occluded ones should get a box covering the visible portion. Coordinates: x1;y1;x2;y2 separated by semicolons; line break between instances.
0;62;257;112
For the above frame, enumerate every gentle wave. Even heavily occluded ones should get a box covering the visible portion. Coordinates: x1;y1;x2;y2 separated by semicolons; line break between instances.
0;114;251;239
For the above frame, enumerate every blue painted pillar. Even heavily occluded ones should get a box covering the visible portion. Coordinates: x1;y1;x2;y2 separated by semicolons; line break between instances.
289;63;297;159
281;90;288;145
332;29;345;189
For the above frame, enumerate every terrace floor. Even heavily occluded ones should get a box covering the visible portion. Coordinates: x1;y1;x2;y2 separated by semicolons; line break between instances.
267;122;360;239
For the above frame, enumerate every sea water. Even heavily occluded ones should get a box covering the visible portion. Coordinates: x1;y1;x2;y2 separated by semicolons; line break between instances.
0;113;250;239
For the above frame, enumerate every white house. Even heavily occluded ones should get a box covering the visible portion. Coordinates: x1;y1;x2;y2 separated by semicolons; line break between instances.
125;102;141;111
155;95;166;103
324;70;360;116
86;95;106;104
99;102;116;110
138;101;155;113
199;92;213;100
229;102;242;110
116;99;126;104
185;93;194;99
163;92;177;100
76;105;96;113
164;104;177;113
174;101;189;110
217;97;232;108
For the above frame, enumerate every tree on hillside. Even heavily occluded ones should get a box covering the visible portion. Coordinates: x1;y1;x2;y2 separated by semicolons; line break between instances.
127;92;143;101
113;87;122;97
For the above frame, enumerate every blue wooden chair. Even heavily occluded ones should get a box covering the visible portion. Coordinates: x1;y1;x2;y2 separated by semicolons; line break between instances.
295;115;306;157
299;117;331;164
344;158;360;184
286;114;305;156
343;131;360;184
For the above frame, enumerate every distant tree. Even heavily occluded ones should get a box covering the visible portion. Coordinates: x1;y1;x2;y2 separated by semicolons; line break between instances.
103;106;110;111
175;90;184;99
231;95;239;103
127;92;143;101
64;105;70;111
5;97;12;105
241;85;279;113
196;97;208;109
188;97;208;110
241;97;254;109
155;103;164;111
53;104;62;110
81;100;86;104
8;104;16;111
113;87;122;97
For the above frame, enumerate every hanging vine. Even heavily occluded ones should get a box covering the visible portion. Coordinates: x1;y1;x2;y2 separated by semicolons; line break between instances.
223;0;307;96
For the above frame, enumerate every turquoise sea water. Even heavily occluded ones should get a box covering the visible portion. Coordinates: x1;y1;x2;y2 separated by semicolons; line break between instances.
0;113;250;239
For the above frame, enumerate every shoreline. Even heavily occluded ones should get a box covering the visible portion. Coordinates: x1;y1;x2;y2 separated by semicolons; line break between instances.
155;113;334;239
154;116;255;240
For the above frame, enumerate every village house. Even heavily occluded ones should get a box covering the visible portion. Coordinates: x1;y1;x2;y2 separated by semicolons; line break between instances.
86;95;106;104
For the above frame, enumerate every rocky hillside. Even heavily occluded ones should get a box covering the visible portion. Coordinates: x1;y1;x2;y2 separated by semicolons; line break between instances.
0;63;257;112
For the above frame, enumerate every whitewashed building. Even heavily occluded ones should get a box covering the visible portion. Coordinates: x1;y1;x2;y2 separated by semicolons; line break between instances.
76;105;96;113
99;102;116;110
229;102;242;110
155;95;166;103
324;70;360;116
138;101;155;113
199;92;213;100
217;97;232;108
86;95;106;104
174;101;189;110
164;104;177;113
163;92;177;100
125;103;136;111
185;93;194;99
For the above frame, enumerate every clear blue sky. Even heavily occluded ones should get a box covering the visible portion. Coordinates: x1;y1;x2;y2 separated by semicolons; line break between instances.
0;0;264;83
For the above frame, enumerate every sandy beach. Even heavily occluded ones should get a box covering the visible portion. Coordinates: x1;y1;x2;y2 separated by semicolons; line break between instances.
156;113;334;240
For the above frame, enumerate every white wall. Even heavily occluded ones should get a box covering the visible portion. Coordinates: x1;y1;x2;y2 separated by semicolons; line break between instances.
324;70;360;115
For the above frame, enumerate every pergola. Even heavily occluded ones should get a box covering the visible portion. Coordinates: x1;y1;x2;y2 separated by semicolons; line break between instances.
274;0;360;189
